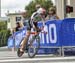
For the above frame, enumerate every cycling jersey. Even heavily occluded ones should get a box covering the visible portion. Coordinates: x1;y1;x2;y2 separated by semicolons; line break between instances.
23;8;46;30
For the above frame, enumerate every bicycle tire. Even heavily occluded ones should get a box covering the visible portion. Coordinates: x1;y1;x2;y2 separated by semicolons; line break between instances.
17;38;25;57
28;35;40;58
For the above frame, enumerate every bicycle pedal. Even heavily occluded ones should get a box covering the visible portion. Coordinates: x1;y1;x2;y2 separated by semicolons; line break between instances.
25;49;28;53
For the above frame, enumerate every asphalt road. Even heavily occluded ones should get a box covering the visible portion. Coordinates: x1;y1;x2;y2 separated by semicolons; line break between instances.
0;47;75;63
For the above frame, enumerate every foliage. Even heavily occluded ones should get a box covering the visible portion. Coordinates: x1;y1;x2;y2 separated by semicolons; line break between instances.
0;30;10;47
25;0;53;18
0;21;7;31
0;21;10;47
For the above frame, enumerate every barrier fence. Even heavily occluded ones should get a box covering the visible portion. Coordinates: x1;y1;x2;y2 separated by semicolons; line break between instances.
7;18;75;55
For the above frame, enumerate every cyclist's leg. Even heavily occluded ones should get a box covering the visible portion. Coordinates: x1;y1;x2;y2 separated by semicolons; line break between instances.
20;20;32;52
17;30;31;57
20;30;31;52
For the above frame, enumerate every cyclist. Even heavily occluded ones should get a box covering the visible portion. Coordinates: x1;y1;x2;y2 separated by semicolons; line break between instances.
19;4;46;56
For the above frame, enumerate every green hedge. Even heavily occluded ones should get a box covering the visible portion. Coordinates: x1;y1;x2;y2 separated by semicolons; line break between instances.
0;30;11;47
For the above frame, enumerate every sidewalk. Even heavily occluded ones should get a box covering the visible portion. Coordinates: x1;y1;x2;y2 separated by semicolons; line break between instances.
0;46;17;51
0;46;8;51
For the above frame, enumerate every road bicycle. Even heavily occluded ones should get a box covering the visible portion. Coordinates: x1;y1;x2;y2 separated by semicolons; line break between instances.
17;26;47;58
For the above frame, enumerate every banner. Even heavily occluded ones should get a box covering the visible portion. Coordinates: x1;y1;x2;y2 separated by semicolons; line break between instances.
8;20;62;47
8;27;27;48
37;20;62;47
37;20;62;54
7;36;14;48
61;18;75;46
7;18;75;54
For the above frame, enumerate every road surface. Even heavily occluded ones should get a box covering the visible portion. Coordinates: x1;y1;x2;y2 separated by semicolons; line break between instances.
0;47;75;63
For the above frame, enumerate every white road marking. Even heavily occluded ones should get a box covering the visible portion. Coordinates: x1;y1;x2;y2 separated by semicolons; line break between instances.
0;54;54;59
0;56;75;62
0;57;18;59
47;62;75;63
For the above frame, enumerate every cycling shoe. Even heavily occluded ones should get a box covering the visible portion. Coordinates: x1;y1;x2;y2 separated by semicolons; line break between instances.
17;48;24;57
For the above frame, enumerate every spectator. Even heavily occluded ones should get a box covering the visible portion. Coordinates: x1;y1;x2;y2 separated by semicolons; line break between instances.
13;22;23;33
11;22;23;51
46;7;59;20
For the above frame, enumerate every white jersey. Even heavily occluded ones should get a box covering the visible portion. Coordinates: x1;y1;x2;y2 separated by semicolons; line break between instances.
31;12;39;21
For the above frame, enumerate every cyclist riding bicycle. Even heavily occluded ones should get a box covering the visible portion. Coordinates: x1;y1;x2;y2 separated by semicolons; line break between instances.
19;4;46;56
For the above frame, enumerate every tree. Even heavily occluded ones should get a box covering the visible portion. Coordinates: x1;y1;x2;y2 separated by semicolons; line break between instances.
0;21;10;47
0;21;7;31
25;0;53;18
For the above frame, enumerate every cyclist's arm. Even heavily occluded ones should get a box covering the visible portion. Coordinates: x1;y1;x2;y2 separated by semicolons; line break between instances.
31;12;39;21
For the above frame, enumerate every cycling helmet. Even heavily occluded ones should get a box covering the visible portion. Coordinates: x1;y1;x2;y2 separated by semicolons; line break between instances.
37;8;46;15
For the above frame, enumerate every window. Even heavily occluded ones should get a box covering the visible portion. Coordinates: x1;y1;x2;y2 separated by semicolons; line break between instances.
16;17;21;22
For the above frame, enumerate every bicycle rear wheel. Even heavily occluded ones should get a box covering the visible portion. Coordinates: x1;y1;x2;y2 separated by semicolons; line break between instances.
28;35;40;58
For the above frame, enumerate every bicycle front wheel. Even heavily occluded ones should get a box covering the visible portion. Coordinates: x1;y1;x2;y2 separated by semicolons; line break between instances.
28;35;40;58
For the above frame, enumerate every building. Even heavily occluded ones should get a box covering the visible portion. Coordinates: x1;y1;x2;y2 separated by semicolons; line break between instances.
55;0;75;19
6;12;25;32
